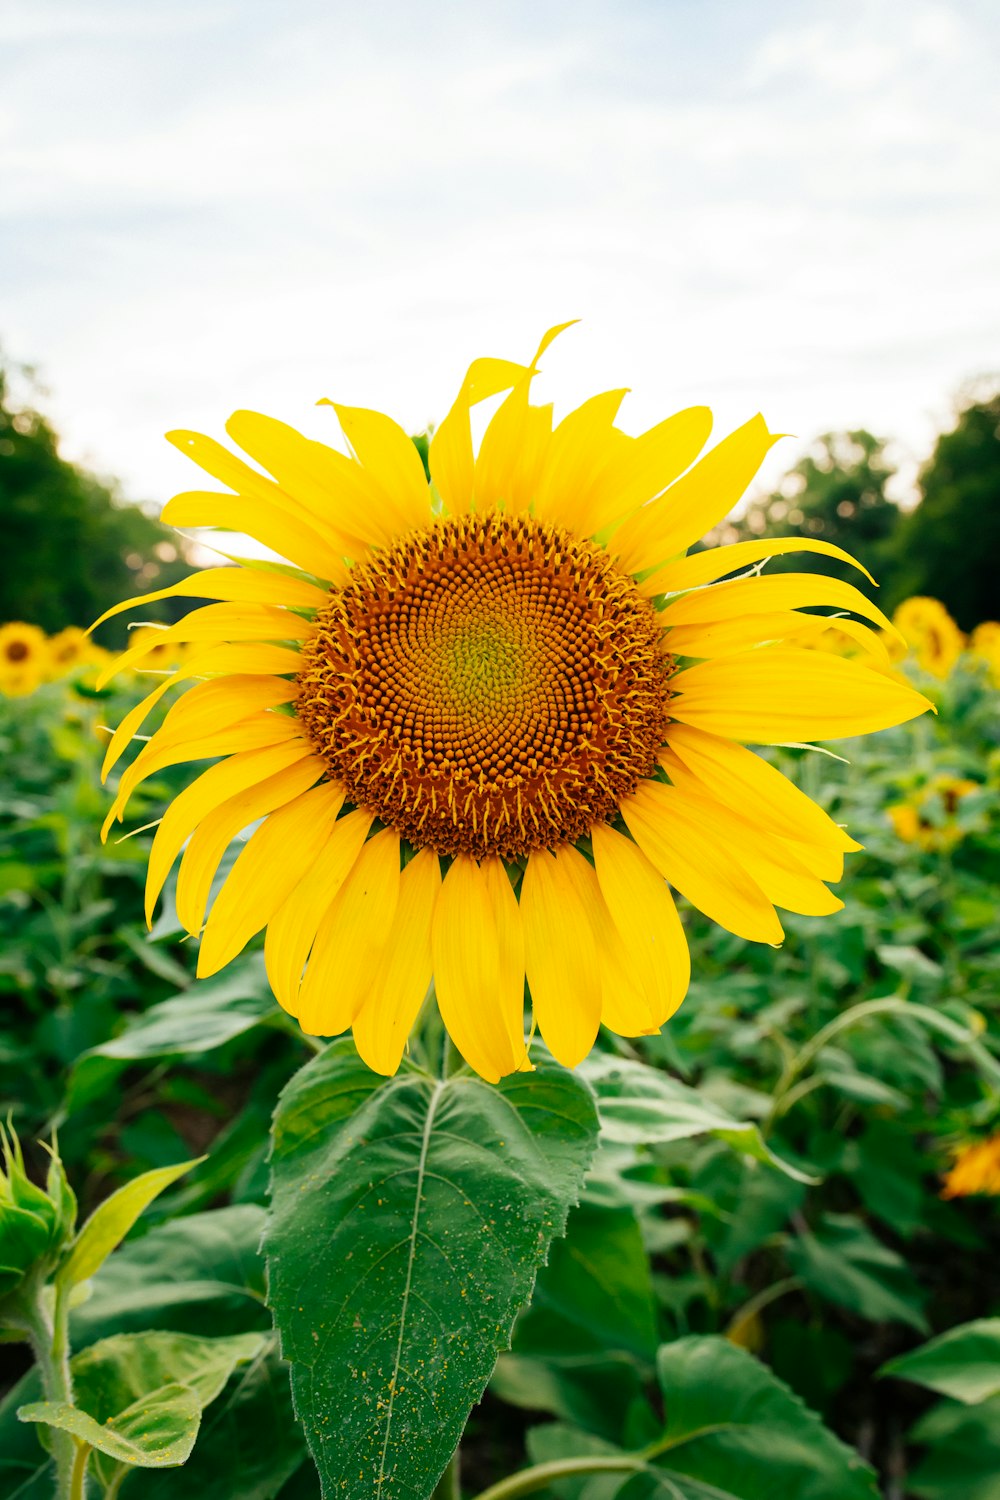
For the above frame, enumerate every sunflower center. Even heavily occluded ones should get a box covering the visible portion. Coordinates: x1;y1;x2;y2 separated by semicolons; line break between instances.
296;513;671;859
5;640;29;663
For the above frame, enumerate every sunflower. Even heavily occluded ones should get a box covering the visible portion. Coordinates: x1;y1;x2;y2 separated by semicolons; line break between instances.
887;773;980;852
970;620;1000;687
941;1134;1000;1198
96;326;932;1082
893;596;965;679
47;626;92;676
0;621;48;698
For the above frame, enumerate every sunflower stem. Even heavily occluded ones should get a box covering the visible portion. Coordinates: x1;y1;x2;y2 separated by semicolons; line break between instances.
470;1455;643;1499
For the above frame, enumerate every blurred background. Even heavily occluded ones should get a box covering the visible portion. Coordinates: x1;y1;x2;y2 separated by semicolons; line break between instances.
2;0;999;637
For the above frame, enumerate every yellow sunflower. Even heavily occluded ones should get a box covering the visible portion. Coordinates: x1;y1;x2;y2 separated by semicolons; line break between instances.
95;326;932;1082
941;1134;1000;1198
887;773;980;852
47;625;92;677
0;621;48;698
970;621;1000;687
893;596;965;679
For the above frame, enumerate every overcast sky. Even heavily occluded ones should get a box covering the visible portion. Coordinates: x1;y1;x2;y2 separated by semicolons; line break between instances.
2;0;999;511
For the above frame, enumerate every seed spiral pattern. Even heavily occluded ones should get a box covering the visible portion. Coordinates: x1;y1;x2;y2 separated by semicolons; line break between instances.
296;513;672;859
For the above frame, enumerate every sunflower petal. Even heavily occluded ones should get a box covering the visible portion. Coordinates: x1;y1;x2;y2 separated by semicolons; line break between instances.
353;849;442;1076
641;536;877;597
621;780;783;944
89;567;327;634
660;572;900;642
670;647;934;742
162;490;348;583
265;809;373;1016
583;405;714;535
613;415;782;574
533;390;629;528
556;844;655;1037
591;823;690;1026
197;782;347;978
97;603;312;687
327;404;430;533
296;828;401;1036
520;847;602;1068
429;356;531;513
431;855;524;1082
480;856;530;1065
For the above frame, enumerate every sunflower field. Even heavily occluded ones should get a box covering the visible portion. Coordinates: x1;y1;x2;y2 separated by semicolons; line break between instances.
2;378;1000;1500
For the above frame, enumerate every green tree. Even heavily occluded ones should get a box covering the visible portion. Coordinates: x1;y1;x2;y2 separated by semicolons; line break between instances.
0;356;191;643
725;430;902;600
887;382;1000;629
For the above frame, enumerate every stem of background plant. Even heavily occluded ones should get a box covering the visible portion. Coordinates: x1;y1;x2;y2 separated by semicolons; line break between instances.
432;1449;461;1500
69;1440;90;1500
19;1275;77;1498
471;1455;643;1500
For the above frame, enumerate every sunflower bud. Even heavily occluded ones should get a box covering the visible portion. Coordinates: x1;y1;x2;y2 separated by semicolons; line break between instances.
0;1127;77;1303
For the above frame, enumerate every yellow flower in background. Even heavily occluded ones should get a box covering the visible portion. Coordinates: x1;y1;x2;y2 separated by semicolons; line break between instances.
893;596;965;679
0;621;48;698
123;625;192;673
96;326;933;1082
970;621;1000;687
888;773;980;852
941;1134;1000;1198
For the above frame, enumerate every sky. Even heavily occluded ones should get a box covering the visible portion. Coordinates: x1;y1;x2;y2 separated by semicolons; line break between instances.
2;0;999;513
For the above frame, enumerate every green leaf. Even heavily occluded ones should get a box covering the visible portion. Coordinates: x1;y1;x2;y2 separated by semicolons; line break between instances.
906;1394;1000;1500
17;1384;201;1468
57;1156;204;1289
581;1055;815;1182
786;1213;929;1333
881;1319;1000;1404
265;1040;599;1499
526;1334;880;1499
71;1204;269;1345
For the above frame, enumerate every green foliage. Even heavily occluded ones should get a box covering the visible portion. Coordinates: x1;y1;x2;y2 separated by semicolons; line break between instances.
888;386;1000;628
265;1040;600;1499
0;357;192;642
882;1319;1000;1404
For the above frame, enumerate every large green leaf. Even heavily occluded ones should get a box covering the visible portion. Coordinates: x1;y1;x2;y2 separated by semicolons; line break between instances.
881;1319;1000;1404
266;1040;599;1499
581;1056;815;1182
786;1213;929;1333
526;1334;880;1499
906;1394;1000;1500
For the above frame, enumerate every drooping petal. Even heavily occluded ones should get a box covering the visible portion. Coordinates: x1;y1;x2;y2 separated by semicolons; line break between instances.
658;753;844;917
621;780;784;944
145;740;321;925
431;855;524;1082
556;844;656;1037
195;781;347;974
665;722;860;854
296;828;401;1036
591;823;690;1026
670;647;935;743
640;536;876;597
97;603;313;687
353;849;442;1076
520;847;602;1067
613;415;782;575
480;856;529;1065
265;809;373;1016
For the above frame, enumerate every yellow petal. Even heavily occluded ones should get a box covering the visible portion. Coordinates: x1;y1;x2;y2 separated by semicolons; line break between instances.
663;611;813;659
582;405;714;535
326;404;430;533
658;754;844;917
641;536;876;597
474;390;553;514
431;855;525;1082
102;714;302;838
145;740;320;925
591;823;690;1026
533;390;629;527
480;856;530;1064
556;844;656;1037
296;827;401;1036
265;809;373;1015
89;567;327;634
666;722;860;854
670;647;934;742
520;848;602;1068
353;849;442;1076
660;572;899;642
225;410;386;552
175;764;335;939
621;780;783;944
197;781;347;977
162;489;347;584
429;356;531;514
613;415;782;574
98;603;312;687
